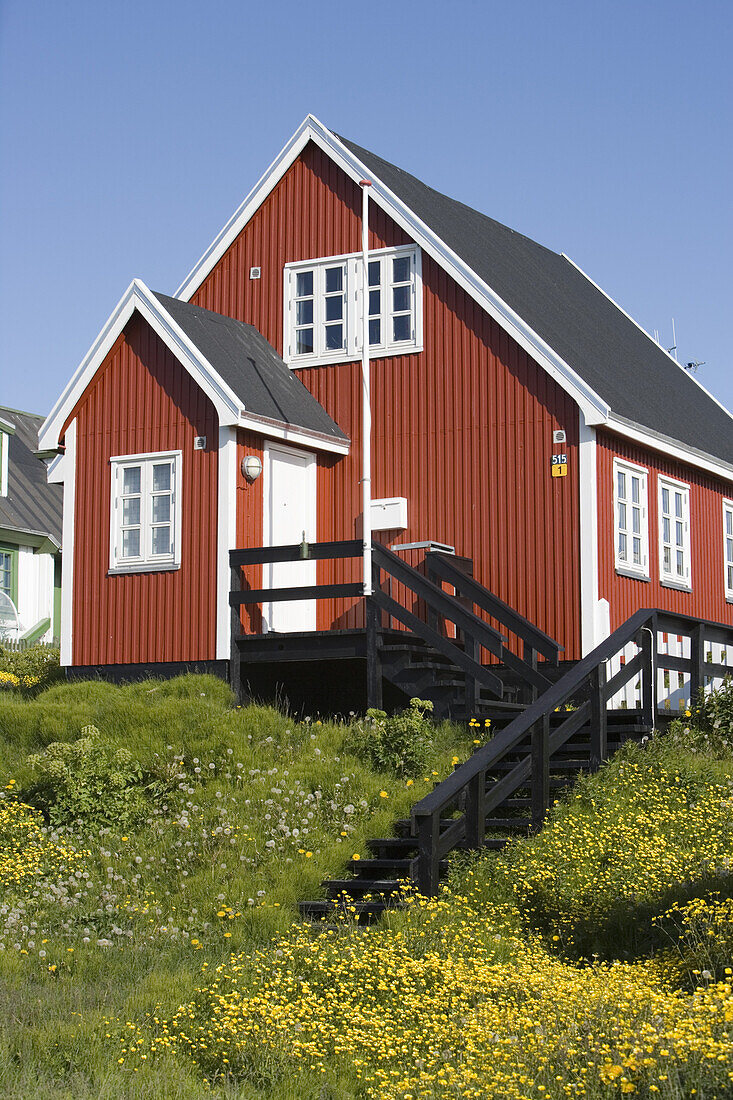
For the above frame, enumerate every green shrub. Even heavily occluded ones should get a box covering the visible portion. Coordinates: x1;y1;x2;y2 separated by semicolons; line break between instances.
25;724;149;828
0;644;63;696
346;697;435;777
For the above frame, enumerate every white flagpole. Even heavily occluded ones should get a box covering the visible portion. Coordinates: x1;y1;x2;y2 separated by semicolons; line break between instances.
360;179;372;596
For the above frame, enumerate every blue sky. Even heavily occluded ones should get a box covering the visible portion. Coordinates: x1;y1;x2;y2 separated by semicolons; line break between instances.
1;0;731;419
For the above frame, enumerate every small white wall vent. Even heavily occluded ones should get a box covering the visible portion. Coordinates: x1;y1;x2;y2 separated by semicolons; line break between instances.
193;436;207;450
250;266;262;280
371;497;408;531
553;430;566;444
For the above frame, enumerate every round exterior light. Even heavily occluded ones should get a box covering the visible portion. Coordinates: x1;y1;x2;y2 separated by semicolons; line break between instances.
241;455;263;482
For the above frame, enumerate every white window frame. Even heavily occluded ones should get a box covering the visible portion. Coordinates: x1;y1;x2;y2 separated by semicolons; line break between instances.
657;475;691;591
723;499;733;602
612;458;649;579
0;430;8;497
284;244;423;367
109;450;182;574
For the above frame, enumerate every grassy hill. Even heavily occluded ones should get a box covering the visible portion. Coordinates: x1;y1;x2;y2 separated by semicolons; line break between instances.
1;674;733;1098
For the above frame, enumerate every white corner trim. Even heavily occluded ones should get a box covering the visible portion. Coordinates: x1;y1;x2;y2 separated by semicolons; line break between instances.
605;414;733;485
46;449;67;485
59;418;76;667
175;115;609;426
216;426;238;660
563;252;733;426
39;280;245;452
579;414;600;656
238;410;349;455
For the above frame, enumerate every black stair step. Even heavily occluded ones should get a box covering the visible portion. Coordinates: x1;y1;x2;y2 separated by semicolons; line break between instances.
323;878;407;898
346;857;413;876
484;817;531;831
487;758;590;773
368;837;417;856
391;818;457;838
299;899;388;921
482;837;511;850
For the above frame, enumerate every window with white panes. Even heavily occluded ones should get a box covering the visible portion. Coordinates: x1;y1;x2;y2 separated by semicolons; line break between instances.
285;245;421;365
658;476;691;589
613;459;649;577
724;500;733;600
109;452;182;573
0;547;15;601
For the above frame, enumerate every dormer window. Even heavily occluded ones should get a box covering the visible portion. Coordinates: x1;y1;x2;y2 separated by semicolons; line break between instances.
284;244;422;366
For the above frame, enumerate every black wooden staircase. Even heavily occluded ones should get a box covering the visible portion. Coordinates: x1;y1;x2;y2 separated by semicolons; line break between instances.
230;539;564;721
300;608;733;922
228;542;733;922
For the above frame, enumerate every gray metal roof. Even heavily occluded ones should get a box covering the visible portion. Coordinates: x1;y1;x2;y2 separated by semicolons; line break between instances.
0;407;62;546
340;136;733;468
152;292;348;443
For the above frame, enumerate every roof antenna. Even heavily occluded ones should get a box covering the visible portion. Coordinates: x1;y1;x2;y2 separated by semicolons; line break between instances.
667;318;677;360
653;328;660;344
685;360;705;373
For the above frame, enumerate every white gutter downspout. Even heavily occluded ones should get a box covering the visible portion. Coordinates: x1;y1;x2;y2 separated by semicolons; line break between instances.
360;179;373;596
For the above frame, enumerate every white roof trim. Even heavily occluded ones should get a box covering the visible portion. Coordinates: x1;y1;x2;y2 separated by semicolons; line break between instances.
605;414;733;486
238;409;350;455
0;415;16;434
39;279;245;451
39;276;351;460
176;115;610;425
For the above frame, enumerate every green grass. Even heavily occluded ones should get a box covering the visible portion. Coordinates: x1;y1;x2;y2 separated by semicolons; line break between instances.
0;675;472;1099
2;677;733;1098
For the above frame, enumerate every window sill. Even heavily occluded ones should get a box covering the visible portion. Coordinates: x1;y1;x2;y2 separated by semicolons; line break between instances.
660;577;692;593
615;567;650;582
108;562;181;576
287;344;423;370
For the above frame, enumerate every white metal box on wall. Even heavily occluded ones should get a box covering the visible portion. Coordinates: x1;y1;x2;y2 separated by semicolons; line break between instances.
371;497;408;531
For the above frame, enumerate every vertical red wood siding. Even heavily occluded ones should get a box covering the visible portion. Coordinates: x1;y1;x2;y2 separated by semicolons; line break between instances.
66;314;219;665
597;429;733;629
195;142;583;657
236;428;264;635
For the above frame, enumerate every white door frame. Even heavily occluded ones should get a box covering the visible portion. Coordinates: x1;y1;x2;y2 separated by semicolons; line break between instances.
262;441;317;632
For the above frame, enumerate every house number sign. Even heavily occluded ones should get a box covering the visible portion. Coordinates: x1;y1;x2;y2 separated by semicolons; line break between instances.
551;453;568;478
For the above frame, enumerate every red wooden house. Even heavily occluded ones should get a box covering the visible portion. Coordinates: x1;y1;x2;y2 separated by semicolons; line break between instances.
40;116;733;716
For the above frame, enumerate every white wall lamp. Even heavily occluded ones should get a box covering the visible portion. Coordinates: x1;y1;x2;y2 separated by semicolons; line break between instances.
241;455;263;482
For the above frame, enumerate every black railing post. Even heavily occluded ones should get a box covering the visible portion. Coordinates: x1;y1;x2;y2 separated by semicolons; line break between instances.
589;663;607;771
689;622;705;707
229;556;243;703
639;620;656;729
523;641;539;704
465;632;478;719
415;811;441;896
531;713;550;829
464;769;486;849
365;560;382;710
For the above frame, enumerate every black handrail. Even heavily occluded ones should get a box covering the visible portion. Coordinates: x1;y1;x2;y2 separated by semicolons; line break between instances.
425;551;563;665
373;543;553;696
410;607;733;895
230;539;561;706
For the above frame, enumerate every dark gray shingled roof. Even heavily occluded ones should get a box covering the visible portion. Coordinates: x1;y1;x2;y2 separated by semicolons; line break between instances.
339;136;733;468
152;292;348;443
0;408;63;545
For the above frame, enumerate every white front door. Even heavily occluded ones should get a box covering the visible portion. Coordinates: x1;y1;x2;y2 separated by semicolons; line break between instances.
264;443;317;633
